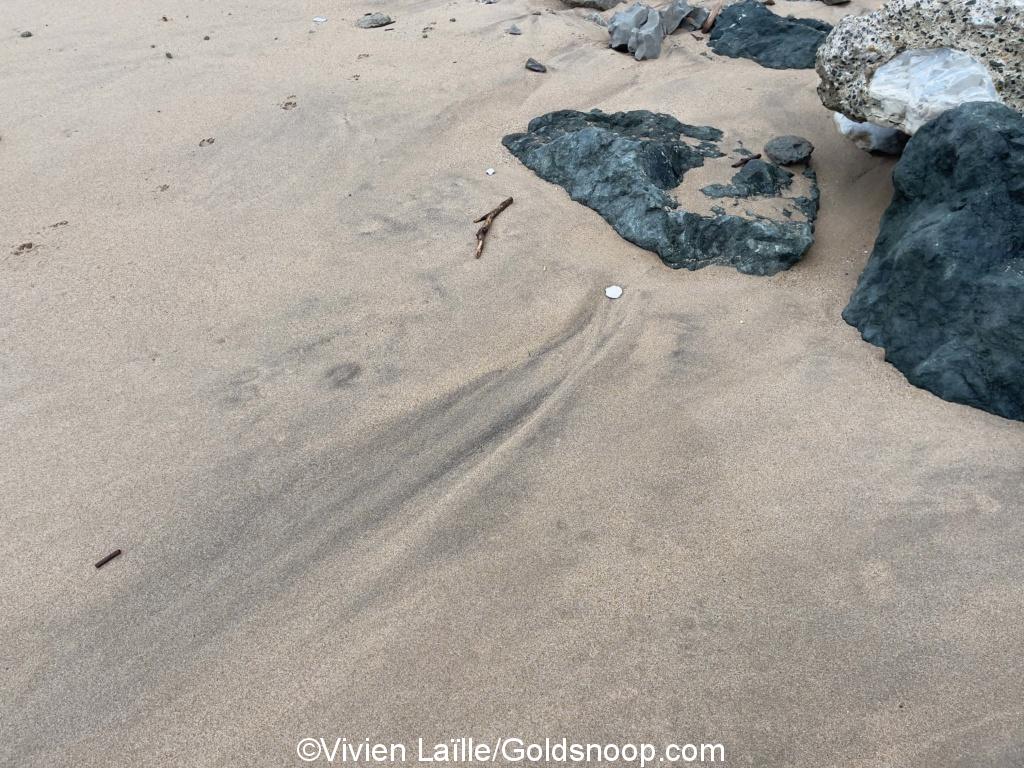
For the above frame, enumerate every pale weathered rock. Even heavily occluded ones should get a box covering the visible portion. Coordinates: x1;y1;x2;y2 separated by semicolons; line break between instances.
817;0;1024;132
866;48;1001;133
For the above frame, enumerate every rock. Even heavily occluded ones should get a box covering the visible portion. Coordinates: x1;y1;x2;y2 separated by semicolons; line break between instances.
707;0;832;70
660;0;708;33
356;12;393;28
701;159;794;198
502;109;818;275
843;102;1024;421
525;57;547;72
628;8;663;60
20;31;32;38
507;24;522;34
562;0;622;9
868;48;1001;134
833;113;908;155
607;1;707;60
608;4;650;50
586;12;609;26
764;135;813;165
816;0;1023;133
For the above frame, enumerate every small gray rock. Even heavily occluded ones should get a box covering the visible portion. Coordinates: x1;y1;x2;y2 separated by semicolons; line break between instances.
525;57;547;72
764;135;814;165
608;3;649;49
660;0;692;34
586;11;609;26
356;12;393;28
628;8;663;60
20;30;33;38
507;24;522;34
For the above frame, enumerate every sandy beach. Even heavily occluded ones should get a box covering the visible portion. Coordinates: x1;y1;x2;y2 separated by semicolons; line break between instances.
2;0;1023;765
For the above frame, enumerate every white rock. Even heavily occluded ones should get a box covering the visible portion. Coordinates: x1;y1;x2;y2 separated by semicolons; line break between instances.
833;113;907;155
816;0;1023;135
866;48;1002;134
605;285;624;299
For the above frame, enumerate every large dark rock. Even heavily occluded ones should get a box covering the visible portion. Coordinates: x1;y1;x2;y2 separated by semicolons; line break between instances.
502;109;818;275
843;102;1024;421
707;0;831;70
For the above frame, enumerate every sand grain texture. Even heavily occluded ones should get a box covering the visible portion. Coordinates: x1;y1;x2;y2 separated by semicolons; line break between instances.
2;1;1023;766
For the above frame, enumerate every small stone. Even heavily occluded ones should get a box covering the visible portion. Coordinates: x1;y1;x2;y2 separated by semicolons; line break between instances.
356;13;392;28
199;137;215;147
165;51;173;58
486;168;495;175
20;31;33;38
605;285;624;299
525;58;547;72
203;35;210;40
507;24;522;35
763;135;813;165
586;12;609;26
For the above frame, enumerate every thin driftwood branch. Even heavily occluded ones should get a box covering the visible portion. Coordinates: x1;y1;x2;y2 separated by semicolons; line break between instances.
731;153;761;168
474;196;513;258
702;0;724;32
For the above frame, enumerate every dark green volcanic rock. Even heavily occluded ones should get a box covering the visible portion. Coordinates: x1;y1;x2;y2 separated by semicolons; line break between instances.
707;0;831;70
843;102;1024;421
501;109;817;275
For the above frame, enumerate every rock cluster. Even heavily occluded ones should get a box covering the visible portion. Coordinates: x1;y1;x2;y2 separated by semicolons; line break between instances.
608;1;708;60
843;102;1024;422
708;0;832;69
502;109;819;275
817;0;1023;134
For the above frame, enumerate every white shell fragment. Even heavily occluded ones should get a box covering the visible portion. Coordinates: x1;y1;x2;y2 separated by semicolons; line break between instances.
605;285;624;299
312;16;327;23
486;168;495;175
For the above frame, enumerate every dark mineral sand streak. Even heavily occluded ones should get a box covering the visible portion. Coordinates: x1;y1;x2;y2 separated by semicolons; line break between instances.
5;297;634;757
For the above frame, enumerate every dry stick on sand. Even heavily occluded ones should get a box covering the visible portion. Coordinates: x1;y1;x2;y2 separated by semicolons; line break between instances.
473;196;514;258
731;152;761;168
702;0;724;32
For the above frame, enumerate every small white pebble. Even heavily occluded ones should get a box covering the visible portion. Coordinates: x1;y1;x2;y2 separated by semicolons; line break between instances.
313;16;327;23
605;285;623;299
486;168;495;176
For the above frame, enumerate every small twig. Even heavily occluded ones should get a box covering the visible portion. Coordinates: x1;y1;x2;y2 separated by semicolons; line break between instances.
731;153;761;168
702;0;724;32
474;196;513;258
95;549;122;569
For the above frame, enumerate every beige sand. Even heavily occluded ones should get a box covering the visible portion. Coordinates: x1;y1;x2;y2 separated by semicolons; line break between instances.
2;0;1022;765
